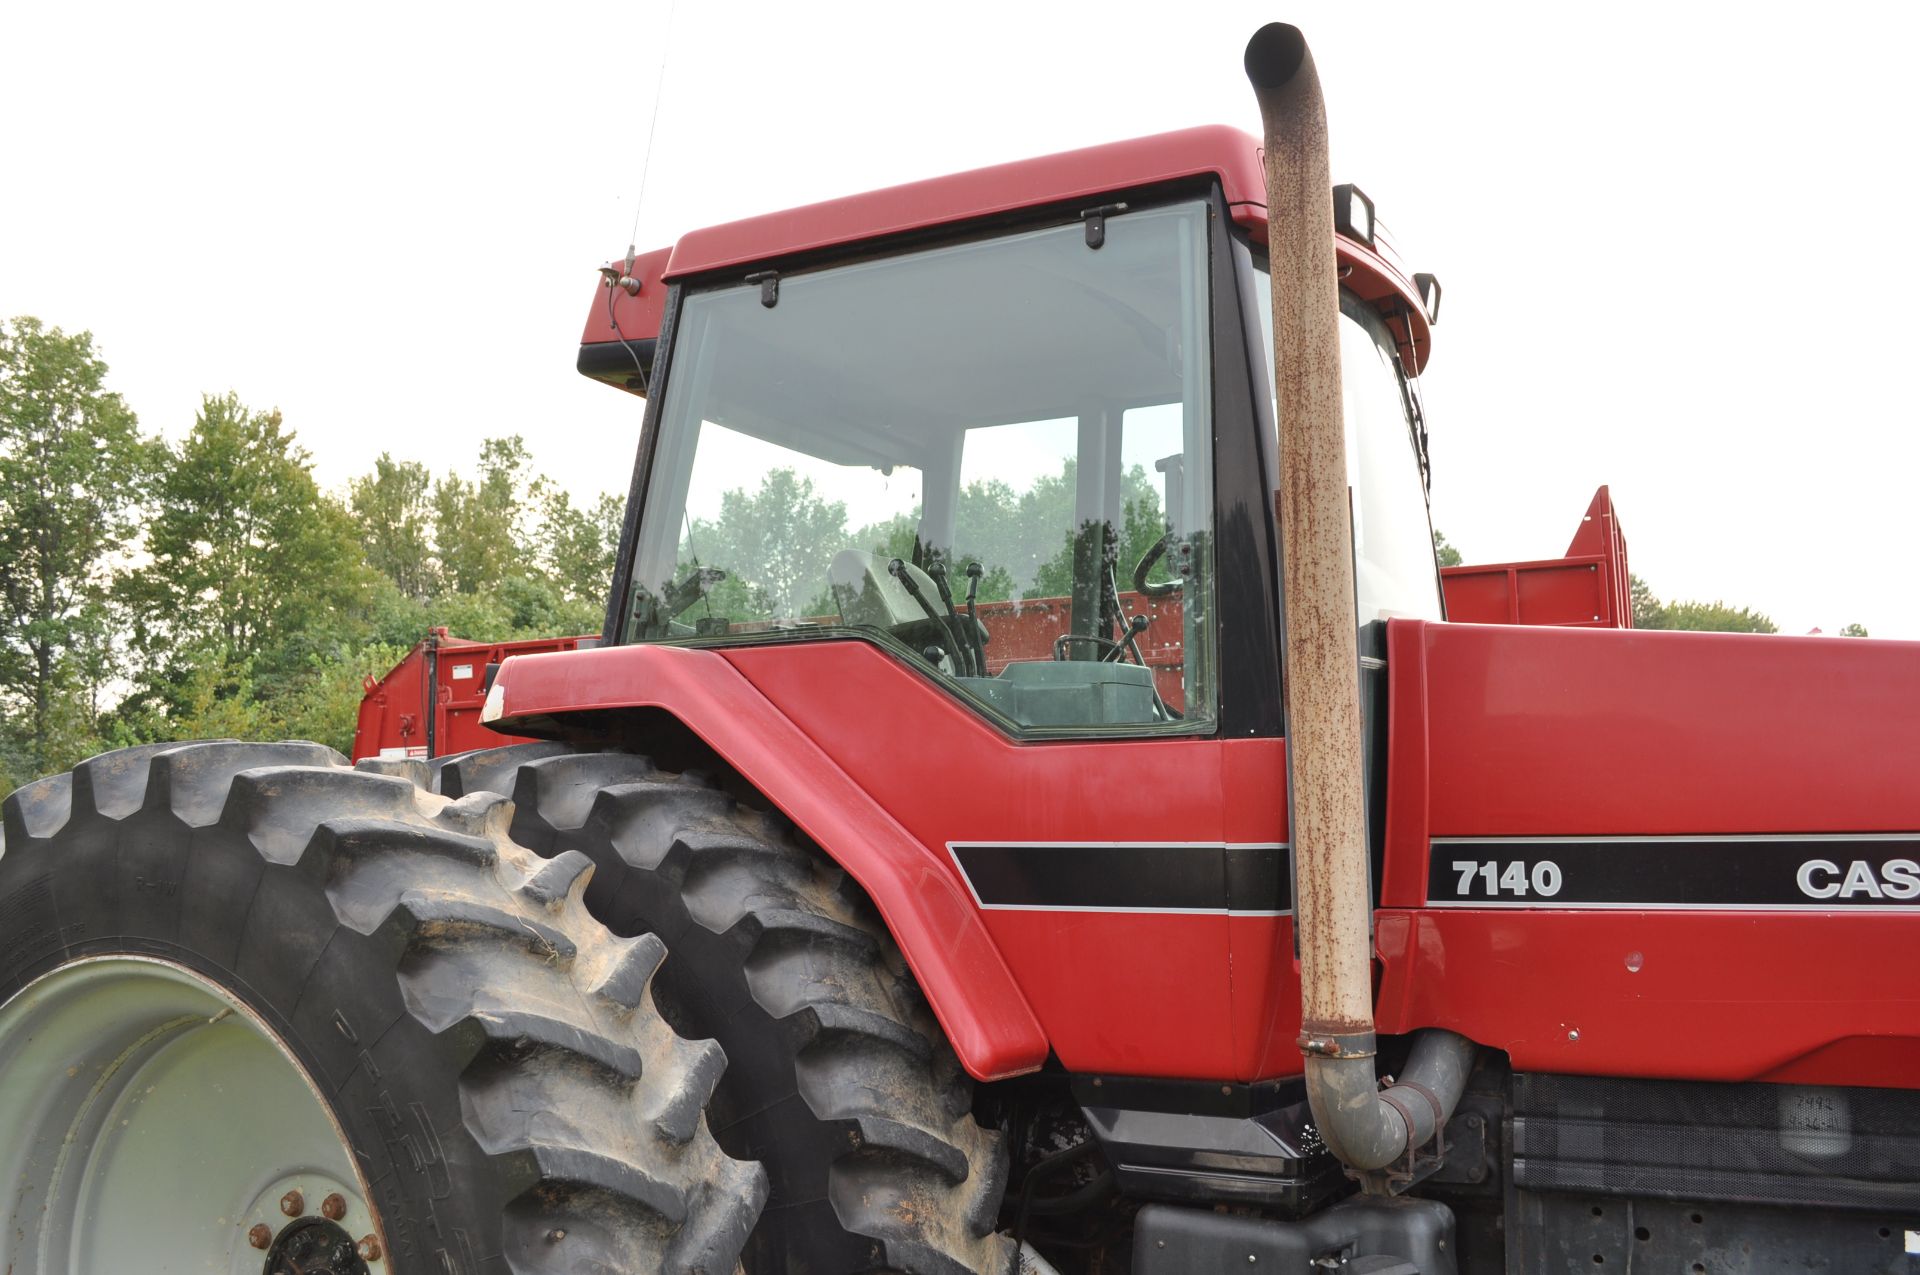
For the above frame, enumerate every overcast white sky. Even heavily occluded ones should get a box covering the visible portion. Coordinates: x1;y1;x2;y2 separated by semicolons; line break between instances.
4;2;1915;635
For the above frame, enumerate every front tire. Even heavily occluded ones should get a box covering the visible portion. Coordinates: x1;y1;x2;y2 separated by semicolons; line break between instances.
438;744;1014;1275
0;741;766;1273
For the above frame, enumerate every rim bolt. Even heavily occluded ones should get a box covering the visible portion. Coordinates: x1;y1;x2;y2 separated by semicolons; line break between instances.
321;1192;347;1220
357;1235;383;1262
280;1188;305;1217
248;1223;273;1249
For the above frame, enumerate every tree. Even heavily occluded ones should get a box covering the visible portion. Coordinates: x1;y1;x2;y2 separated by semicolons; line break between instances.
1630;574;1776;633
120;394;369;724
351;455;440;599
434;436;545;594
1655;599;1777;634
683;469;848;619
1839;622;1869;638
1020;460;1166;602
1629;574;1664;629
1433;530;1464;568
543;488;623;604
0;317;153;774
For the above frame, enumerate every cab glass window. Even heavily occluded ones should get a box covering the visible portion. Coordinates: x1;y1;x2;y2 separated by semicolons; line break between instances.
626;200;1218;734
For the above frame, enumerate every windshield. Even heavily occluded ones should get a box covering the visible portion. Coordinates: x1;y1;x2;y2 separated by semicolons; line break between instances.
626;200;1218;733
1251;266;1442;622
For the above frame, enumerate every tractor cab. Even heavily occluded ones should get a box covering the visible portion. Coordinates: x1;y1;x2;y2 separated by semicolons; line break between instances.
587;128;1443;737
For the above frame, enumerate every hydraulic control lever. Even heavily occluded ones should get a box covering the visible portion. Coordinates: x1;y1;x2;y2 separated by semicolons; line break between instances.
964;561;988;672
923;557;983;677
889;558;960;672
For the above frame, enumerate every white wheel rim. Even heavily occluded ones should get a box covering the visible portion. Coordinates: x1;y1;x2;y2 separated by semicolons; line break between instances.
0;956;382;1272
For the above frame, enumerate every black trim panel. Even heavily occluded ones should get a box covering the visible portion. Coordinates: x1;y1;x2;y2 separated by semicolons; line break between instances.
578;337;657;390
1213;213;1285;739
1429;835;1920;908
949;841;1290;914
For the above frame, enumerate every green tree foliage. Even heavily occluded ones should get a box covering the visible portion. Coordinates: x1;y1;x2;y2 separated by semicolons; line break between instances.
1840;622;1869;637
351;455;440;599
544;489;624;605
681;458;1167;626
116;394;378;747
683;469;848;619
0;318;153;778
0;339;631;795
414;436;608;638
1658;601;1778;633
1630;574;1777;633
124;394;366;666
1629;574;1664;629
434;436;545;594
1433;530;1464;568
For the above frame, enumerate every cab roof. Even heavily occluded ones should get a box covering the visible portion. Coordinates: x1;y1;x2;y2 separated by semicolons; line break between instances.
662;125;1271;280
588;125;1433;375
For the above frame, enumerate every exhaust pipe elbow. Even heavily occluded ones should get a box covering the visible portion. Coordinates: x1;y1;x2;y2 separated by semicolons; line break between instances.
1304;1029;1476;1176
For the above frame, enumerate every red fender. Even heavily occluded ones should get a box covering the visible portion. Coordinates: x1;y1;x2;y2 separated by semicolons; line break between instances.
484;642;1049;1082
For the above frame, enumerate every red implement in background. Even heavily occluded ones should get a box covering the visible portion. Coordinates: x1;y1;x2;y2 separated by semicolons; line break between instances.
351;629;593;762
1440;486;1631;628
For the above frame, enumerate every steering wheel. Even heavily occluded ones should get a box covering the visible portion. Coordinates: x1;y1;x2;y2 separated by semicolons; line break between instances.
1052;615;1150;664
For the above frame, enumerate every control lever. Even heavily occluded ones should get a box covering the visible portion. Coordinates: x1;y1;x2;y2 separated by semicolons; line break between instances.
889;558;962;672
1103;614;1151;663
964;561;989;673
923;557;982;677
1105;560;1151;668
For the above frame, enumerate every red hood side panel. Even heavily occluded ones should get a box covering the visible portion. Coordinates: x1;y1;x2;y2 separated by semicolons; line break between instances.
1424;624;1920;837
1377;620;1920;1087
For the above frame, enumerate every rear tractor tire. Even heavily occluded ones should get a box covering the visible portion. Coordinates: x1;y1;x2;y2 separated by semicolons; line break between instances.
0;740;766;1274
438;743;1015;1275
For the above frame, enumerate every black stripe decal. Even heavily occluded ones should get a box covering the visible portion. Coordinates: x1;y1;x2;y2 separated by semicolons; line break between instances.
1429;836;1920;908
949;842;1291;914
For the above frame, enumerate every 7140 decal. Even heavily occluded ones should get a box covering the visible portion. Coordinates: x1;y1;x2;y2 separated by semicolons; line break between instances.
1428;836;1920;909
1451;859;1563;899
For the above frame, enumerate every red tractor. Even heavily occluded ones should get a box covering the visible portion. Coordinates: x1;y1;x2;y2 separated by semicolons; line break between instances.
3;24;1914;1275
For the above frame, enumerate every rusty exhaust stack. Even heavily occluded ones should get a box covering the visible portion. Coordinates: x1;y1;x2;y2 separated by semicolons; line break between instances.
1244;22;1474;1180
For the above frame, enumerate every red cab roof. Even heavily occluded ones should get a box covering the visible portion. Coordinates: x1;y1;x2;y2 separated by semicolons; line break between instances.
662;125;1271;280
586;125;1432;373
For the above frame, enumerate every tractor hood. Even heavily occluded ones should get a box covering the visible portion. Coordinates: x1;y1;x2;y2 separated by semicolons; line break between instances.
1372;619;1920;1088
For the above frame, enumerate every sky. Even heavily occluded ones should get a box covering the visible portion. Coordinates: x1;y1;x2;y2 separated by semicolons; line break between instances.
3;2;1916;636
